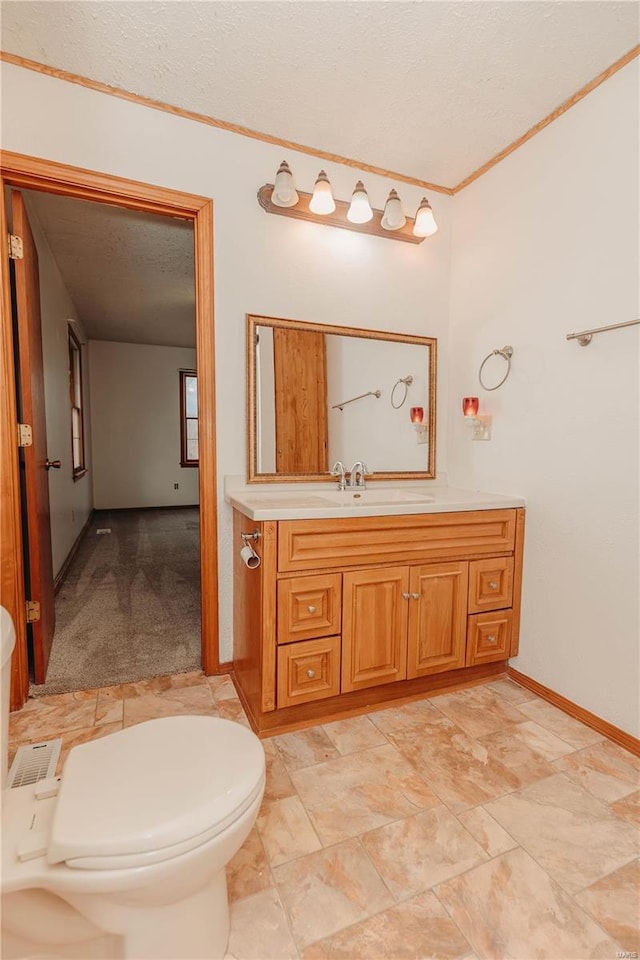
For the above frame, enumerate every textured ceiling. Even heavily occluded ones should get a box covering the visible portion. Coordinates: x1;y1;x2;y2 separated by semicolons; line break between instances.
2;2;638;187
25;191;195;348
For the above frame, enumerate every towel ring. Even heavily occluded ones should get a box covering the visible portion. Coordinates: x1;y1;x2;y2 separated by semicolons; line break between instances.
391;375;413;409
478;346;513;391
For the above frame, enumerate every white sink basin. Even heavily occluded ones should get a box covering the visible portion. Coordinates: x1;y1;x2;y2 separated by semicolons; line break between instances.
317;489;435;506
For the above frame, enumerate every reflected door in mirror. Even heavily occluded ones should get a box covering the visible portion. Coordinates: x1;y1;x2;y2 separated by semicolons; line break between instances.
273;327;328;473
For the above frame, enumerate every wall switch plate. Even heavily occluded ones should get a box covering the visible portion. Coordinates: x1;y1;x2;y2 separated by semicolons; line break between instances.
472;415;492;441
414;424;429;445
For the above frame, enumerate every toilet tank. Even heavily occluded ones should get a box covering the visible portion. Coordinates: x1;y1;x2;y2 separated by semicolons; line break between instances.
1;606;16;787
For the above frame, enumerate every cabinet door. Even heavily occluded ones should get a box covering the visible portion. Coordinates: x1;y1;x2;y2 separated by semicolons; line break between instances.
342;567;409;692
277;573;342;644
467;611;512;666
407;562;468;678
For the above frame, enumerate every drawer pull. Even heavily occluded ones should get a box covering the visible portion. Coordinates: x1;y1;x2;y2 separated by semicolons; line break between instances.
306;669;316;678
411;592;420;600
402;592;410;600
489;581;498;590
307;605;317;614
487;635;497;644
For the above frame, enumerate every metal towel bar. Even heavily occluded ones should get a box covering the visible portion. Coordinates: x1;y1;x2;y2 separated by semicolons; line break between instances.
566;318;639;346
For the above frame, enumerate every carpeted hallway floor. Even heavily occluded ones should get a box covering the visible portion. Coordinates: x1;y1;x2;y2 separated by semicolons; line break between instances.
31;508;201;696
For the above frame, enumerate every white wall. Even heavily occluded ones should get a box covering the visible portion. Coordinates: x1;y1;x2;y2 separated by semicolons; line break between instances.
448;61;639;736
88;340;199;509
23;195;93;578
0;62;453;661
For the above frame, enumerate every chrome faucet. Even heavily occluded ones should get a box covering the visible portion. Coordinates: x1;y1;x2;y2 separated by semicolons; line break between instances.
349;461;370;489
330;460;348;491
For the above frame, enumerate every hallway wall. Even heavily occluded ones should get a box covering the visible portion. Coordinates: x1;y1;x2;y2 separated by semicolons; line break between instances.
88;340;199;509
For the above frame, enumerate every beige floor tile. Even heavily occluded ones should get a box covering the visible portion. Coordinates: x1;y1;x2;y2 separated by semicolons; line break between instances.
274;727;339;771
322;715;388;755
368;698;446;739
257;795;322;866
262;739;297;805
456;807;518;858
517;699;605;749
272;838;394;949
575;859;640;953
553;739;640;803
492;718;576;761
216;698;251;727
226;826;274;902
123;683;218;726
361;806;487;899
208;674;239;702
94;684;125;725
118;670;207;699
303;890;472;959
486;773;639;894
478;726;557;787
436;847;617;960
610;789;640;826
431;686;528;739
385;721;521;812
485;678;537;705
291;743;439;845
228;887;297;960
9;689;98;742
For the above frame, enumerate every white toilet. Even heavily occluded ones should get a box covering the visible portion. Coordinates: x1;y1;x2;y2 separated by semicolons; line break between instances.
0;608;266;960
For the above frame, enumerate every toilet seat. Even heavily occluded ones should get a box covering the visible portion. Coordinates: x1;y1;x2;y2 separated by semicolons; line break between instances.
47;716;265;870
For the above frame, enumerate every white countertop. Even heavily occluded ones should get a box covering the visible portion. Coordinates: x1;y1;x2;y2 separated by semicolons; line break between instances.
225;477;525;521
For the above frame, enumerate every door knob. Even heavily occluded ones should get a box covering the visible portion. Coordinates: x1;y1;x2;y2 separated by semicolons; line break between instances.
402;592;410;600
411;592;420;600
45;459;61;470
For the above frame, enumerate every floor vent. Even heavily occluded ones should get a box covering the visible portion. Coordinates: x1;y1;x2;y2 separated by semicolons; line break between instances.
7;739;62;788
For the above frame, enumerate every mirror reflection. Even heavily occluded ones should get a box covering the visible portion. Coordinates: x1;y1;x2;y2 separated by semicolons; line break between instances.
247;315;437;481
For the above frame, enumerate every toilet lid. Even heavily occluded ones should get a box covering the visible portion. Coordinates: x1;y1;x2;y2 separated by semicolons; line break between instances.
47;716;265;868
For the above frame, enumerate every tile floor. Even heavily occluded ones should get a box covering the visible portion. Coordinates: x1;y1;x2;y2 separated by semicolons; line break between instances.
8;673;640;959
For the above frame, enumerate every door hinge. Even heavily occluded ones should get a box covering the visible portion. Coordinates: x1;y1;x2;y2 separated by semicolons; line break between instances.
17;423;33;447
8;234;23;260
26;600;41;623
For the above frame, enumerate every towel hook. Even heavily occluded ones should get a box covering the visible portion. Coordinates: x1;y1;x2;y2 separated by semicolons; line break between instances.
478;346;513;391
390;375;413;409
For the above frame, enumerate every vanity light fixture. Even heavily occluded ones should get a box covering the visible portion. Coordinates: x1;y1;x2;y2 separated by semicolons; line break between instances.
462;397;492;441
257;162;436;244
271;160;299;208
381;189;406;231
347;181;374;224
413;197;438;237
309;170;336;215
410;406;424;423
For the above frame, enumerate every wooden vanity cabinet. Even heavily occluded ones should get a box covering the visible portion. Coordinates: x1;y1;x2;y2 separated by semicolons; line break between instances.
233;507;525;735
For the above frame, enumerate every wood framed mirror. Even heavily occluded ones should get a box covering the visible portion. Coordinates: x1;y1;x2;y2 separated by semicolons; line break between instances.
247;314;437;482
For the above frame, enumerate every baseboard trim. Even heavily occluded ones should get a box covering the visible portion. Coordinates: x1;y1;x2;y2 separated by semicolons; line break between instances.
94;505;199;512
507;667;640;757
216;661;234;675
54;510;94;595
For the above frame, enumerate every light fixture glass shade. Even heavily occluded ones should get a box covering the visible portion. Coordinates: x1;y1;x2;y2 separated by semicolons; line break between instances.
347;180;373;224
462;397;479;417
381;189;406;231
309;170;336;215
271;160;299;208
413;197;438;237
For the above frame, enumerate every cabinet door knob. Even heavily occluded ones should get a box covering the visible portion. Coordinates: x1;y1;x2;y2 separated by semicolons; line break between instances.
411;592;420;600
307;605;317;614
487;635;497;644
306;669;316;678
402;592;410;600
489;581;498;590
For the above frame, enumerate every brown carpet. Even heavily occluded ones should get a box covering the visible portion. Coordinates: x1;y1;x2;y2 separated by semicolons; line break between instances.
30;508;201;696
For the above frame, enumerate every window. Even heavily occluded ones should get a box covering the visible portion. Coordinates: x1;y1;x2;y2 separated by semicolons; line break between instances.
180;370;198;466
68;325;86;480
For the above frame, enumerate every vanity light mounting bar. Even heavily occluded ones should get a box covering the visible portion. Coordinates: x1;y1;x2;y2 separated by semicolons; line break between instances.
257;185;425;244
566;318;640;346
332;390;382;411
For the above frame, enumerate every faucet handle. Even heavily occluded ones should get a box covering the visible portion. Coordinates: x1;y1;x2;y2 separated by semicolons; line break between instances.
330;460;345;476
360;462;371;475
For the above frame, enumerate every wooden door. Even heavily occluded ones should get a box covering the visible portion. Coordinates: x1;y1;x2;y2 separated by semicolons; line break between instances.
407;561;468;678
342;566;409;692
273;328;328;473
11;190;55;682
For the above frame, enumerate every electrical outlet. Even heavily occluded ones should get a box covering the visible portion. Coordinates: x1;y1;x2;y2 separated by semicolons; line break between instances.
174;483;179;490
472;415;492;441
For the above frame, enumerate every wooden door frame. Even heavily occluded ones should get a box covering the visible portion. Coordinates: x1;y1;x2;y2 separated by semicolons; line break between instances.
1;151;219;710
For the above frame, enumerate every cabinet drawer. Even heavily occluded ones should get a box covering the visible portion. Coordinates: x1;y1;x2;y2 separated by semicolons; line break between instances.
277;636;341;708
466;611;512;666
278;510;516;572
277;573;342;643
468;557;514;613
